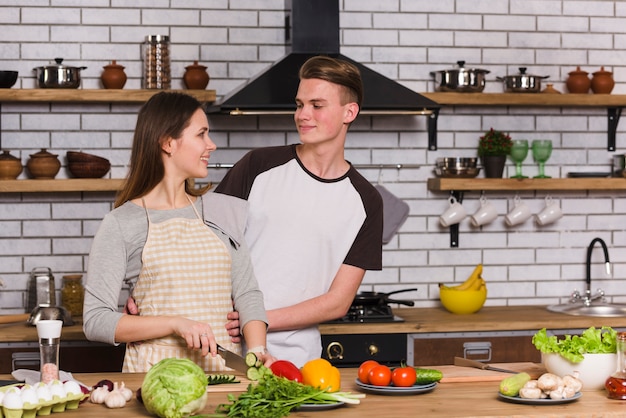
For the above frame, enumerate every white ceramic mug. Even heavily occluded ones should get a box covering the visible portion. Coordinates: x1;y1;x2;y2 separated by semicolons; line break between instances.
536;196;563;225
470;195;498;227
440;196;467;227
505;196;532;226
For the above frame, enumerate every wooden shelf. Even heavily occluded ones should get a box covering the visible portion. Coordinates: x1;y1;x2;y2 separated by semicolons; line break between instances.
0;179;124;193
427;177;626;192
0;89;216;103
421;92;626;107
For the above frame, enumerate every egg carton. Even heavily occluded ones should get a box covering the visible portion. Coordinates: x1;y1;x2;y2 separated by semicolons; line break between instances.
0;382;88;418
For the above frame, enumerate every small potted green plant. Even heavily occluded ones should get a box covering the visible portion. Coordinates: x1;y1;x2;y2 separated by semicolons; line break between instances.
478;128;513;178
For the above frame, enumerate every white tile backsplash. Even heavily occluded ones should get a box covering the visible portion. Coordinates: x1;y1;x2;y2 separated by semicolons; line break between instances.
1;1;626;314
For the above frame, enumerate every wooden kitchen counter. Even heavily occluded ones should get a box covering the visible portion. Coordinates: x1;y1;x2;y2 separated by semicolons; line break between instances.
3;306;626;343
3;366;623;418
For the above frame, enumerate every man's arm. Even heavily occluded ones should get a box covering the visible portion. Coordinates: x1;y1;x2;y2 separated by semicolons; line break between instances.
266;264;365;331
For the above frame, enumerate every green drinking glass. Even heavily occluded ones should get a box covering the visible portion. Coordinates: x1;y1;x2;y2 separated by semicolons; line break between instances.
532;140;553;178
509;139;529;178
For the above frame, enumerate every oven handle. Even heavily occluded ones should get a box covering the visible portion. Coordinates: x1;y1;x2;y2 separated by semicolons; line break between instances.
326;341;344;360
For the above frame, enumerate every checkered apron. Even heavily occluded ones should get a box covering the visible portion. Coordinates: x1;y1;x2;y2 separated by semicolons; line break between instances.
123;198;240;372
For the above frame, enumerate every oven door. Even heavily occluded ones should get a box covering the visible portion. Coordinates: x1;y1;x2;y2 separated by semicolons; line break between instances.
321;333;408;368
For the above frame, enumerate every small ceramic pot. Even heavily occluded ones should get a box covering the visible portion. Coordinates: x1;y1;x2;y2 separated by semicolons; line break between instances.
26;149;61;179
183;61;210;90
0;150;23;179
566;66;591;94
591;66;614;94
101;60;127;89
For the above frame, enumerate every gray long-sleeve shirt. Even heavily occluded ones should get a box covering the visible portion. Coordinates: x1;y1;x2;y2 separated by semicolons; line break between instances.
83;192;267;345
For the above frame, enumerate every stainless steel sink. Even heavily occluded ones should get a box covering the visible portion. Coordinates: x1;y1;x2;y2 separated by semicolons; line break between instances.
547;303;626;317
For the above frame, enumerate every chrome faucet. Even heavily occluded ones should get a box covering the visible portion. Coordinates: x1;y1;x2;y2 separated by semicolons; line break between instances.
571;237;611;306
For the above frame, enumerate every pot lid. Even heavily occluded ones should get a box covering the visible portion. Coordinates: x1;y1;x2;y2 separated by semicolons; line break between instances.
593;66;612;75
501;67;549;79
29;148;58;158
34;58;86;70
431;60;490;75
185;60;207;70
0;150;20;161
569;66;588;75
103;60;125;69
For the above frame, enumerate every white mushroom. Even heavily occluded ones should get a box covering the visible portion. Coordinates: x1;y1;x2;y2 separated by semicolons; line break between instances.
562;373;583;393
537;373;563;392
519;386;543;399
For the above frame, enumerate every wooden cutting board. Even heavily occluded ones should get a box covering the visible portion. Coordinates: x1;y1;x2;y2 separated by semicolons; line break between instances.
423;362;545;383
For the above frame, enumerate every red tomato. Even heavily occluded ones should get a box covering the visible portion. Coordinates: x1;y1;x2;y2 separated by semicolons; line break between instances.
368;364;392;386
357;360;379;384
269;360;303;382
391;366;417;387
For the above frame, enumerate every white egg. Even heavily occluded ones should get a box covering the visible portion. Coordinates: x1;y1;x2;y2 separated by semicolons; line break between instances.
48;380;67;398
36;385;53;402
2;390;24;409
20;386;39;406
63;380;82;396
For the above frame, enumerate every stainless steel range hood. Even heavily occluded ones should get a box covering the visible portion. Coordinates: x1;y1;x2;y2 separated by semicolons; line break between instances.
206;0;440;119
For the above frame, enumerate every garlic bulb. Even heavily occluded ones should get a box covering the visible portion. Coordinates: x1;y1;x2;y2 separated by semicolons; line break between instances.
90;386;109;404
118;382;133;402
104;384;127;409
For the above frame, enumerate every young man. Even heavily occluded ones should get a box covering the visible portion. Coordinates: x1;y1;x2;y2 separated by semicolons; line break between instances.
215;56;383;366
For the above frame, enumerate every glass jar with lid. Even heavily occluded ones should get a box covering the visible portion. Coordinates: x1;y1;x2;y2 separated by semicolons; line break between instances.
142;35;171;89
605;331;626;399
61;274;84;317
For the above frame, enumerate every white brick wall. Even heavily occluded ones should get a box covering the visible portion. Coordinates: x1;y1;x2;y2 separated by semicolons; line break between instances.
1;1;625;315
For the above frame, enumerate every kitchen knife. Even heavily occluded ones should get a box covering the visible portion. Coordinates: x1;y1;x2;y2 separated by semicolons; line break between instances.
217;344;249;374
453;356;518;374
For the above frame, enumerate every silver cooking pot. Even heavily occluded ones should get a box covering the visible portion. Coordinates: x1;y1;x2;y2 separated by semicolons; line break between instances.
497;67;549;93
33;58;86;89
430;61;490;92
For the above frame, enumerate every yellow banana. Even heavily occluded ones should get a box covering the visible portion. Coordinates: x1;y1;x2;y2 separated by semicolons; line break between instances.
452;264;483;290
470;276;486;291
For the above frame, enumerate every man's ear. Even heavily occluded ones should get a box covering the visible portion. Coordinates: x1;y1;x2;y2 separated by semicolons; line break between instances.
344;102;359;124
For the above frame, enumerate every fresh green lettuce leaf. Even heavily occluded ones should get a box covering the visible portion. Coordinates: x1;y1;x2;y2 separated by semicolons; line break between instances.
531;326;616;363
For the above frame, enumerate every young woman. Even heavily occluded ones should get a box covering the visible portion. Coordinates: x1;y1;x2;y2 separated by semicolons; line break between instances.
83;92;273;372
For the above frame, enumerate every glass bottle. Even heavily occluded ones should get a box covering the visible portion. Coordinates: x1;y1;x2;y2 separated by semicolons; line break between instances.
61;274;84;317
142;35;171;89
605;331;626;399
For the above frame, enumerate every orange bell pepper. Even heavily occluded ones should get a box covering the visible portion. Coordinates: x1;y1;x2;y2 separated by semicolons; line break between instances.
300;358;341;392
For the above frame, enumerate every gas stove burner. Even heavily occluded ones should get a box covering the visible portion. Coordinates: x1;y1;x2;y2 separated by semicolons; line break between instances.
326;304;405;323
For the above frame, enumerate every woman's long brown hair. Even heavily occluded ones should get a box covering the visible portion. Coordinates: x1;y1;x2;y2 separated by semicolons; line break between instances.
114;92;210;208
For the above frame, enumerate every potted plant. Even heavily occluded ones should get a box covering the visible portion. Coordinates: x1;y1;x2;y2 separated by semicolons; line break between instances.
478;128;513;178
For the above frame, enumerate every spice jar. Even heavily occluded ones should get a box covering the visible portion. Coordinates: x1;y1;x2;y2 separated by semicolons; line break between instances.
61;274;84;317
606;332;626;399
142;35;171;89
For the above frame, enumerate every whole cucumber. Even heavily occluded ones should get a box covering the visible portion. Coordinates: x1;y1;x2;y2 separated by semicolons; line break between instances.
414;368;443;384
499;372;531;396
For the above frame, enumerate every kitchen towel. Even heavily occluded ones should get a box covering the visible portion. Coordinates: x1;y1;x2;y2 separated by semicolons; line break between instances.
375;184;410;244
12;369;89;389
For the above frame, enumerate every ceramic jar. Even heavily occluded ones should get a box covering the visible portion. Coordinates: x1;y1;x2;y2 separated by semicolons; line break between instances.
101;60;127;89
591;66;615;94
566;66;591;94
0;150;23;179
183;61;210;90
26;149;61;179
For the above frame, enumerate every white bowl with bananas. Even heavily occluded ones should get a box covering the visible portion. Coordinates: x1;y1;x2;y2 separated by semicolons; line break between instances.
438;264;487;314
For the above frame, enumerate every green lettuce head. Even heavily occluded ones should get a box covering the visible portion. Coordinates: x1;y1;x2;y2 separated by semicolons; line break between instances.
141;358;208;418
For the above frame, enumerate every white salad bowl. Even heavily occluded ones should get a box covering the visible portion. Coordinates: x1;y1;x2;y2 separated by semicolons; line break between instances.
542;352;617;390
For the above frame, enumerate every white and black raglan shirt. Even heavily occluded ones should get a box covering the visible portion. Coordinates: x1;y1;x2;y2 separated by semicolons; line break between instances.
215;144;383;366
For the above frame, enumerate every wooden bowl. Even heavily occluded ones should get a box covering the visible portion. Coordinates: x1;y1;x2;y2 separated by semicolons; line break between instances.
66;151;110;178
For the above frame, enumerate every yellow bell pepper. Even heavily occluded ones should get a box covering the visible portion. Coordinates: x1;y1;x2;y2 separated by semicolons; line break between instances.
301;358;341;392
